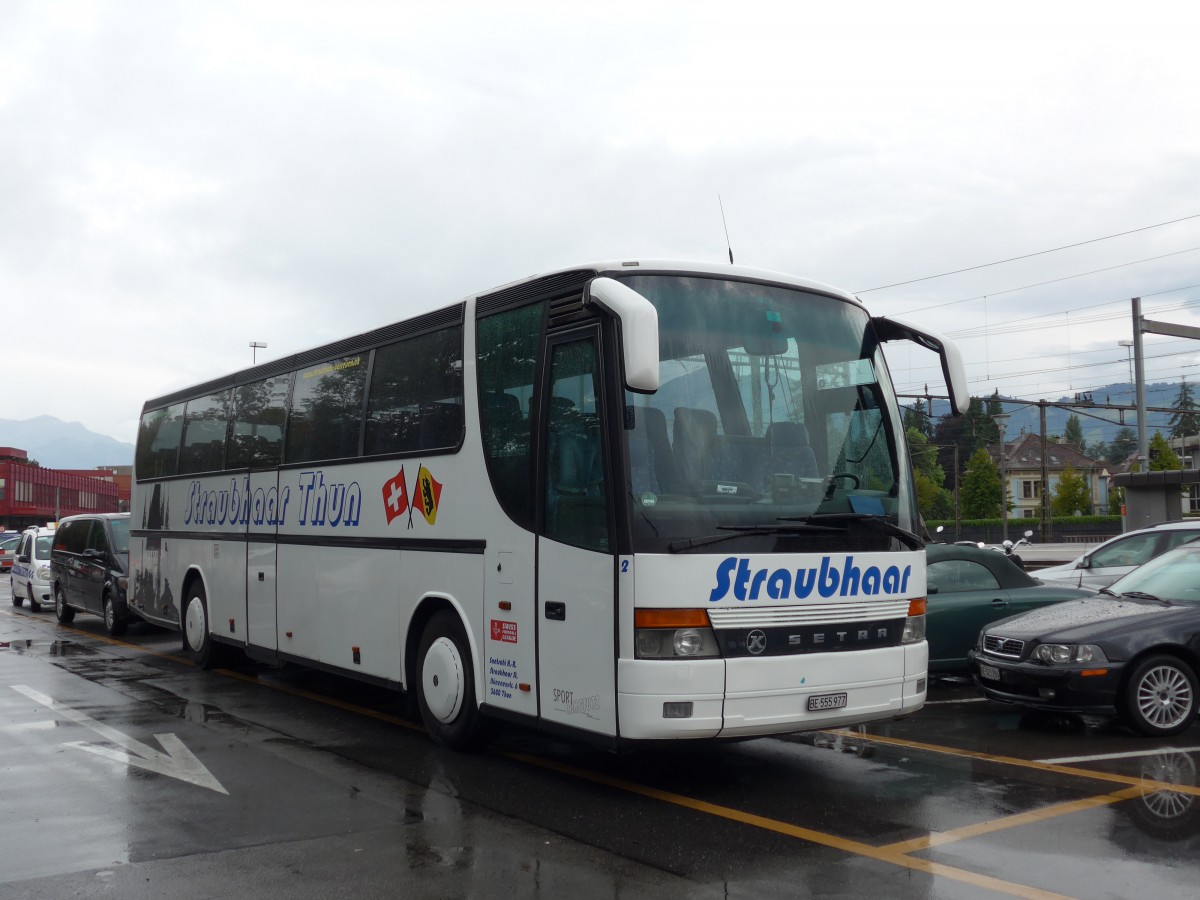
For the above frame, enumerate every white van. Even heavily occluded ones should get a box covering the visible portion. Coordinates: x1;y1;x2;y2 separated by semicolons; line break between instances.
10;524;56;611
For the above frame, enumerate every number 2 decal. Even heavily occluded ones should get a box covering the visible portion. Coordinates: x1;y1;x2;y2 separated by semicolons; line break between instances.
620;558;630;574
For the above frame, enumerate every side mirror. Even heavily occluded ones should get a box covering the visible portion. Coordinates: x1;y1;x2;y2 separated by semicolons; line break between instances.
17;554;30;564
585;277;660;393
1023;530;1034;539
872;316;968;415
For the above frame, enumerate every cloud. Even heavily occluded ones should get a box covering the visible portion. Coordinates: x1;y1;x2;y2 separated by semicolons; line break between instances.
2;0;1199;444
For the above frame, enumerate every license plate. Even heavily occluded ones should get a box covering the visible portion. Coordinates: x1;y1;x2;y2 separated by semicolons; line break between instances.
807;692;848;711
979;664;1001;681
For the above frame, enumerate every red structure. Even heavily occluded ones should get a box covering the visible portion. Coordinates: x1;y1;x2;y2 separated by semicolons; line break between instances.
0;447;122;531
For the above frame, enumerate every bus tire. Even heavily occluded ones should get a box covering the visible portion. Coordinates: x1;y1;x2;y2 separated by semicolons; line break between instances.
103;593;127;637
416;610;486;751
54;584;74;623
183;582;220;670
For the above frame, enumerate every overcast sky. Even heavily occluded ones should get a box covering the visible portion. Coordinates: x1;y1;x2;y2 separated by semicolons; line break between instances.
3;0;1199;446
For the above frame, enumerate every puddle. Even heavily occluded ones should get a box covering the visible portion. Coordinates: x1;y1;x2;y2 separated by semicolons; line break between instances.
0;639;98;657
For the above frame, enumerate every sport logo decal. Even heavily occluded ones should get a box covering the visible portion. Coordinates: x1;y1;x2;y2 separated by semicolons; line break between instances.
381;464;444;529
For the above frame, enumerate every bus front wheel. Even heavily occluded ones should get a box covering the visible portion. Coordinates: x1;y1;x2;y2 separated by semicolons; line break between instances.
183;582;220;670
416;610;486;751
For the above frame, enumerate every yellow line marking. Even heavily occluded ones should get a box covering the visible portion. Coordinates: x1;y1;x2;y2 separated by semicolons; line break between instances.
881;786;1148;853
823;730;1200;797
507;751;1078;900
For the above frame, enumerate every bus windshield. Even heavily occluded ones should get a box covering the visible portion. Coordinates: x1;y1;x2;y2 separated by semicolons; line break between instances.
617;274;915;554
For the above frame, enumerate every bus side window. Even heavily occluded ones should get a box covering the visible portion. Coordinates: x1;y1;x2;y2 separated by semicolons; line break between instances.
478;303;543;530
286;354;367;464
136;403;185;479
365;324;464;456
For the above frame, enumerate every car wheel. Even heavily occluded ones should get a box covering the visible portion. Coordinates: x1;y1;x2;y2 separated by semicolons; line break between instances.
28;585;41;613
1122;655;1199;737
54;584;75;623
103;593;127;637
416;610;487;751
182;581;221;669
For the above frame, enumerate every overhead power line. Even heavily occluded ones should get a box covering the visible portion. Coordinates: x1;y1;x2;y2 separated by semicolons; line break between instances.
895;248;1200;317
856;212;1200;293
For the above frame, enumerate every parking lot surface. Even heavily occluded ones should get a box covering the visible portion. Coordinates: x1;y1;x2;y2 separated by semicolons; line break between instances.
3;576;1198;900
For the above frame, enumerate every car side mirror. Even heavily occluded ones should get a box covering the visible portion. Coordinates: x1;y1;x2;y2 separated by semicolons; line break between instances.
17;554;30;564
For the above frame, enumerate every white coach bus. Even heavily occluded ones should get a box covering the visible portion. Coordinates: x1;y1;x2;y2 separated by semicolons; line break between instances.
130;260;967;750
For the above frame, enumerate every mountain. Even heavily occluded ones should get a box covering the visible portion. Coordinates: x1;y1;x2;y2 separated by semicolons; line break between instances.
0;416;134;470
924;380;1191;453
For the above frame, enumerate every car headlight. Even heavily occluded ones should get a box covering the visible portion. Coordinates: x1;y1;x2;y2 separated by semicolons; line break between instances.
36;565;51;580
1031;643;1108;665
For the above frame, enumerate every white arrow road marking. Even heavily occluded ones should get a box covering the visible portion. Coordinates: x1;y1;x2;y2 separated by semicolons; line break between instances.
11;684;228;795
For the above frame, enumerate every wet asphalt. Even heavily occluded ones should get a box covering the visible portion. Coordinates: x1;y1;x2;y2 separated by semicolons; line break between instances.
3;575;1199;900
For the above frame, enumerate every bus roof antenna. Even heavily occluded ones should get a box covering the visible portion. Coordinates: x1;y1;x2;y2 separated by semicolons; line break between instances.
718;194;734;264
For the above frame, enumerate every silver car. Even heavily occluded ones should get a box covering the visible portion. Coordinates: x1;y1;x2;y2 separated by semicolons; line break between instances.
1037;521;1200;589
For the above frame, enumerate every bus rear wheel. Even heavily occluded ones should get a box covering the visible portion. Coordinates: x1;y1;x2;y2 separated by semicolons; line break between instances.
183;582;221;670
416;610;487;751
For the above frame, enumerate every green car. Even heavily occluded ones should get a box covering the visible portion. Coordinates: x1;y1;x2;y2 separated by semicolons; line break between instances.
925;543;1093;673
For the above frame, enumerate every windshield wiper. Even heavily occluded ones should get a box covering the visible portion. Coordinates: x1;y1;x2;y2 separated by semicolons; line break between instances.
1118;590;1173;607
778;513;924;551
667;523;843;553
1097;587;1119;597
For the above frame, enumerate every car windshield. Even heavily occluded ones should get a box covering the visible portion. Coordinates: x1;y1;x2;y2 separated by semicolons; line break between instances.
1106;544;1200;603
110;518;130;554
34;535;54;557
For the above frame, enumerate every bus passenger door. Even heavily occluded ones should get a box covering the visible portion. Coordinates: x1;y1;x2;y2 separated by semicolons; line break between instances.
536;332;618;736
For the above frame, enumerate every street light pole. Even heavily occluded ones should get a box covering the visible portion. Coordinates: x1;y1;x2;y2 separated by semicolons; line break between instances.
1118;339;1134;386
250;341;267;364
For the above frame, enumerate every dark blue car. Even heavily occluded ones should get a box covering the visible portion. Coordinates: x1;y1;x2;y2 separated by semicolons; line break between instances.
969;542;1200;736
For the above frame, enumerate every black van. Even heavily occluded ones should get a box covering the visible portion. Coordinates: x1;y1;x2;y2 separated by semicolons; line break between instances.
51;513;132;635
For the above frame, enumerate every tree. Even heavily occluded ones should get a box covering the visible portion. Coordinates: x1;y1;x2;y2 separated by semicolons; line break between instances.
1169;378;1200;441
1149;431;1182;471
907;427;953;520
1108;427;1137;465
960;448;1001;518
903;399;933;438
1062;415;1086;454
1051;465;1092;516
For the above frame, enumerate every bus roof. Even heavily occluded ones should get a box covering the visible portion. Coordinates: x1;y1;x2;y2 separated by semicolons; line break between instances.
141;259;861;412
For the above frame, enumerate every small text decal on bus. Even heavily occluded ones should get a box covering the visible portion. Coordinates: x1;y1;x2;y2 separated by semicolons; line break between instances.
708;556;912;603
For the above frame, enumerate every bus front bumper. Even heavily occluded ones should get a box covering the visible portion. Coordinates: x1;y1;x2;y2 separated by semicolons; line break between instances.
616;643;927;740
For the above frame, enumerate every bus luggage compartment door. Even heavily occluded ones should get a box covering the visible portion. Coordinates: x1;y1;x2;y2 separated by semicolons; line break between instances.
536;539;617;735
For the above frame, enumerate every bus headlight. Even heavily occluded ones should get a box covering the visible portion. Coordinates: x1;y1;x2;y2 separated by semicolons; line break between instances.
634;609;720;659
901;598;926;644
